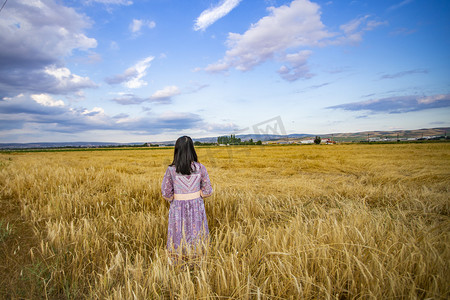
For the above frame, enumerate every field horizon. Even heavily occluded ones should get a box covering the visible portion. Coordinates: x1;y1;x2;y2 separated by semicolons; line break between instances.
1;143;449;299
1;126;448;149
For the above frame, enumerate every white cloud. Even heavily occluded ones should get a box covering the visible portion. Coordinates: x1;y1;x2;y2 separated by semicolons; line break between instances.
150;86;181;101
130;19;144;33
0;93;239;141
194;0;242;31
31;94;65;107
205;0;332;77
0;0;97;67
0;0;97;96
82;107;105;117
111;83;206;105
44;66;98;92
129;19;156;35
204;0;386;81
277;50;313;81
105;56;154;89
126;57;154;88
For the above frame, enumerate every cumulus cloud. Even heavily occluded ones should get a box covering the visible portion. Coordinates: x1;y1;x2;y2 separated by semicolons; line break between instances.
380;69;428;79
105;56;154;89
0;0;97;68
205;0;332;75
194;0;242;31
0;66;97;96
203;0;386;81
327;94;450;114
129;19;156;36
277;50;314;81
0;0;97;96
31;94;65;107
0;94;67;115
0;93;237;142
0;93;207;135
150;86;181;102
45;66;98;91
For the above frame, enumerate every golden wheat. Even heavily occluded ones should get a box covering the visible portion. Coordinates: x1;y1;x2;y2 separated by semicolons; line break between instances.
0;143;449;299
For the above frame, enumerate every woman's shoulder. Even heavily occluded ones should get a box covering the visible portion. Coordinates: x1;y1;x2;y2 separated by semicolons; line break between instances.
193;161;205;167
193;161;205;171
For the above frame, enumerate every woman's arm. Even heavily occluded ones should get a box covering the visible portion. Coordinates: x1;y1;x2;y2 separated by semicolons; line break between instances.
163;195;174;201
200;164;213;198
161;167;174;202
200;190;211;198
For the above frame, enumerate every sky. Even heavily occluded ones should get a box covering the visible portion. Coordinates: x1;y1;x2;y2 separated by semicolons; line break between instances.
0;0;449;143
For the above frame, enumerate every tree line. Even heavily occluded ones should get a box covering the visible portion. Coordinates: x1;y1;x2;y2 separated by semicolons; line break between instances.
216;134;262;145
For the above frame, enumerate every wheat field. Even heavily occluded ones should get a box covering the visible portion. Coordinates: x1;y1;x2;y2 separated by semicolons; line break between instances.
0;143;449;299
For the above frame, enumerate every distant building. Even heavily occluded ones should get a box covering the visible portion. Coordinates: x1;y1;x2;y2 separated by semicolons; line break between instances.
301;139;314;144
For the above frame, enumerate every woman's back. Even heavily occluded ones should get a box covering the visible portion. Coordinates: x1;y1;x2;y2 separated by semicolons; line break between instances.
168;161;202;194
162;161;212;199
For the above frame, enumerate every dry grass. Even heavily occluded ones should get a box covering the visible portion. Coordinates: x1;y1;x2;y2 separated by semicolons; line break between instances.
0;143;449;299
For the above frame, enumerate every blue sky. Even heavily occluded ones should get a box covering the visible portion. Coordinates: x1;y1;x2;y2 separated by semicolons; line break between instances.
0;0;449;143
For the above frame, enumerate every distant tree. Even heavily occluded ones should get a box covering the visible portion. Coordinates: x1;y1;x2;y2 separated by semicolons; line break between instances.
256;140;262;145
314;136;321;144
218;134;247;145
217;136;230;144
194;141;202;146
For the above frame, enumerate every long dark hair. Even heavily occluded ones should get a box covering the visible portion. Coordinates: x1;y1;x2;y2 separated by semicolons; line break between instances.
170;136;198;175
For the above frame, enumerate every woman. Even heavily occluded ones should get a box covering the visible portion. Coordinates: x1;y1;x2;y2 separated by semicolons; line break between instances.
161;136;213;261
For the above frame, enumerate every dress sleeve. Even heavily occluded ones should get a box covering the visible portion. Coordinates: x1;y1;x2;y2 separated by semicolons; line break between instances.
200;164;213;197
161;167;174;201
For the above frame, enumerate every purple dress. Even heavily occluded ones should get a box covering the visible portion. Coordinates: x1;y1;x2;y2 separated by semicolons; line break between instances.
161;161;212;255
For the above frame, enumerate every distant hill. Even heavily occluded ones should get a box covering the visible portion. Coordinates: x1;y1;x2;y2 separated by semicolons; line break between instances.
188;133;313;144
319;127;449;142
0;127;448;149
268;127;449;143
0;142;137;149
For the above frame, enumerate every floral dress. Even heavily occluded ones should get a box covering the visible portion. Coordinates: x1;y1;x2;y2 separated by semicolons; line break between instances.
161;161;212;256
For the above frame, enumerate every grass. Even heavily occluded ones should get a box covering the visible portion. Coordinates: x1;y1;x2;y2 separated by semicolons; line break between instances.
0;143;449;299
0;220;13;242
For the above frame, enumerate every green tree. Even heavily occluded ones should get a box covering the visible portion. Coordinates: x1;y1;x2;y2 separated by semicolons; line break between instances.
314;136;321;144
